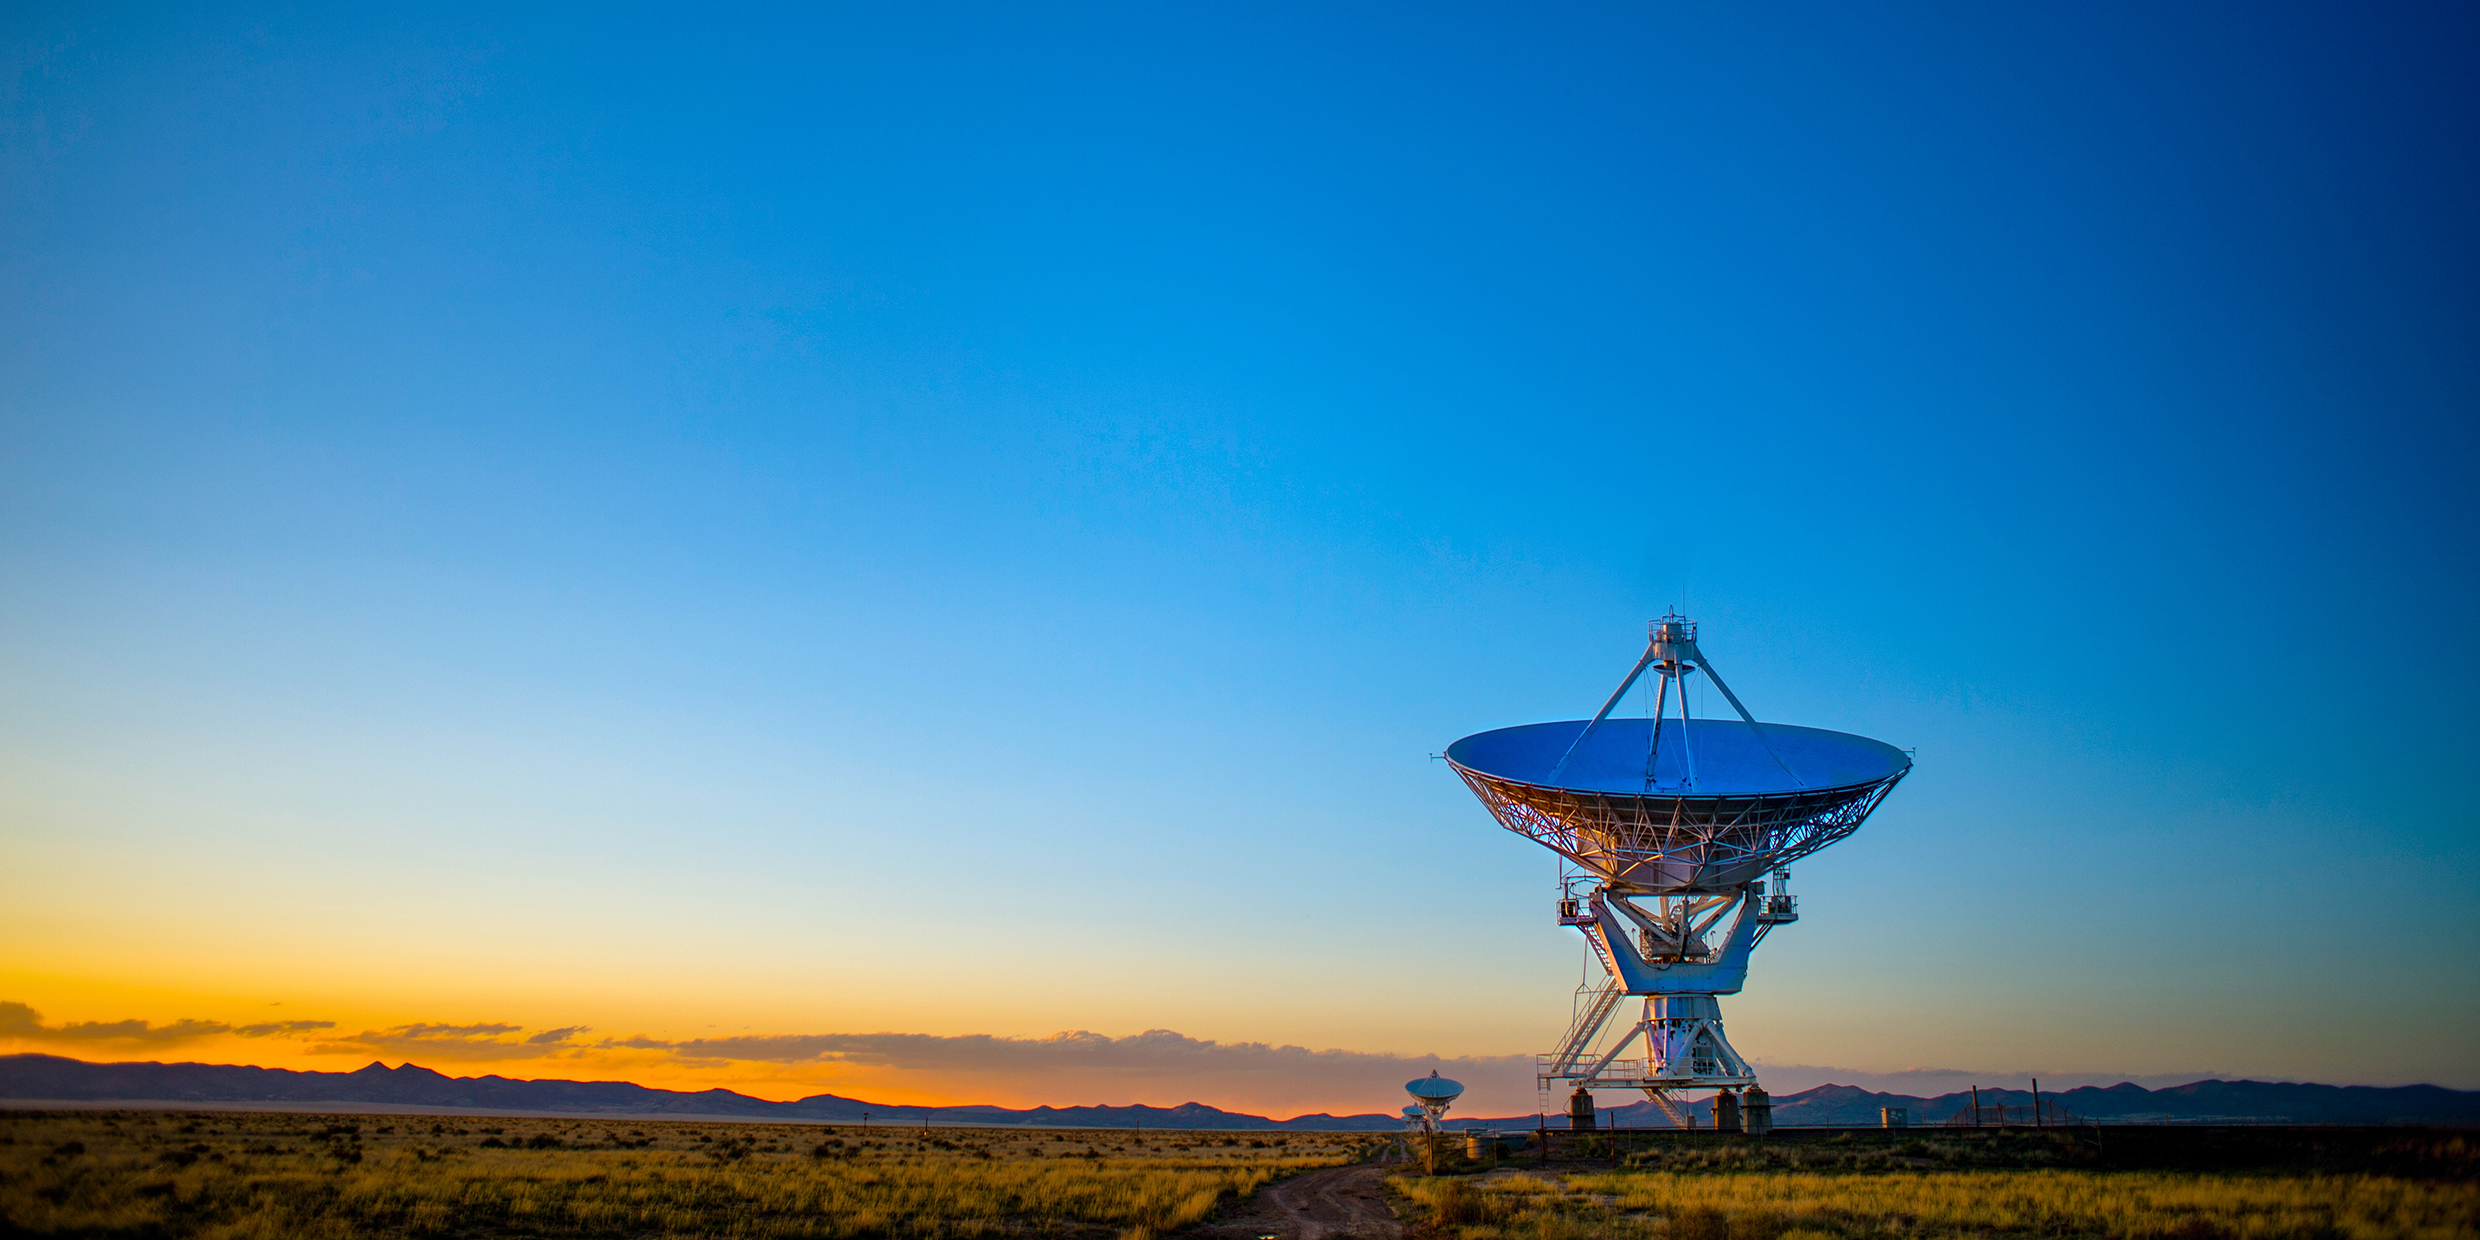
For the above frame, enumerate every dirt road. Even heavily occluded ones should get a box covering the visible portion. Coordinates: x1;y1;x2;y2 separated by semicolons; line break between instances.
1185;1160;1402;1240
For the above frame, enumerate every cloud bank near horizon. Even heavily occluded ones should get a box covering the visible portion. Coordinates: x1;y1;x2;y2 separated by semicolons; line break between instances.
0;1000;1533;1111
640;1026;1521;1077
307;1022;596;1061
0;1000;2335;1114
628;1026;1533;1113
0;1002;332;1045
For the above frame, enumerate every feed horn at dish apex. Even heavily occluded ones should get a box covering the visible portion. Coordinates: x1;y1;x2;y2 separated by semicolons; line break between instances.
1443;613;1910;1130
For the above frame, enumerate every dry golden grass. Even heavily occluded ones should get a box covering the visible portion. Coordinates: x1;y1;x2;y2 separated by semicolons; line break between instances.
1392;1165;2480;1240
0;1108;1376;1238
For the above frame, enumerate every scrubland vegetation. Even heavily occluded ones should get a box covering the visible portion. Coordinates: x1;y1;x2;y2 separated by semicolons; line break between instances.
12;1110;2475;1240
0;1109;1373;1238
1390;1130;2480;1240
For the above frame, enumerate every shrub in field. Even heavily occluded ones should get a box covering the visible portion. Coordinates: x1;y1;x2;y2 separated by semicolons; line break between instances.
1664;1206;1727;1240
1430;1179;1498;1227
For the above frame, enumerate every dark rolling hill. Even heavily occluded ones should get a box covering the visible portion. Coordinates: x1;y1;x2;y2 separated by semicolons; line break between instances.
0;1054;1400;1129
1489;1079;2480;1129
7;1054;2474;1129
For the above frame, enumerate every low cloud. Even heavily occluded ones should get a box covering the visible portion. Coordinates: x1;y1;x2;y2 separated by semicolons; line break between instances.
638;1027;1516;1079
1;1001;244;1044
602;1026;1535;1115
234;1020;338;1037
1;1001;336;1045
6;998;1519;1109
311;1022;592;1061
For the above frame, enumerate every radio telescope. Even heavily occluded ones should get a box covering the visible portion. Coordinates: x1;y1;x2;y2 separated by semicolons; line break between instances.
1406;1071;1463;1127
1404;1071;1463;1173
1444;615;1908;1127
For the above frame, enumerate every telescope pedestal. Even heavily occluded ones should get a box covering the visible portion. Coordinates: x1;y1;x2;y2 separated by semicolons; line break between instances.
1639;994;1755;1086
1542;992;1758;1128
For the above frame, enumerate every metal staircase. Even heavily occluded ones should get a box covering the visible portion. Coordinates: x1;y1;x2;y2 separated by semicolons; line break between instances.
1538;979;1623;1114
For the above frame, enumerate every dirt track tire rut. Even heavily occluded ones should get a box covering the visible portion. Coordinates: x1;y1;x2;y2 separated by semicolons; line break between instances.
1181;1156;1402;1240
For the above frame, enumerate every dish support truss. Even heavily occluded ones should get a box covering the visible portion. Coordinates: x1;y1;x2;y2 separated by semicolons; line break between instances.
1451;767;1903;892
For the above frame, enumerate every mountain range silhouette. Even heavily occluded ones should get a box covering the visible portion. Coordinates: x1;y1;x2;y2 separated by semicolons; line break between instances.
4;1054;2473;1128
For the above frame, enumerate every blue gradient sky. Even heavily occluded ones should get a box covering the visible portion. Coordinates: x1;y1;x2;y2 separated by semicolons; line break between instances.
4;2;2475;1113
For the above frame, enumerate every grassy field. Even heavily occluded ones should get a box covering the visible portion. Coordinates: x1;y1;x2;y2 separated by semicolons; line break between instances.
14;1111;2476;1240
1389;1131;2480;1240
0;1108;1376;1239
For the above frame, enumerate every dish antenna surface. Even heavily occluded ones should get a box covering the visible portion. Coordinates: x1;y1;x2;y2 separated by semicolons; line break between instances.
1444;615;1908;1127
1405;1071;1464;1117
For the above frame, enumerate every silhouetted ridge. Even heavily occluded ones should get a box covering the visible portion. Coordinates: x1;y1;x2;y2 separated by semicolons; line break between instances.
4;1055;2472;1128
1483;1080;2480;1128
0;1055;1400;1129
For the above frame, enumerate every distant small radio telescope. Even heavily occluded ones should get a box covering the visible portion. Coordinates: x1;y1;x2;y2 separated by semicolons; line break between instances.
1405;1070;1463;1127
1404;1071;1463;1173
1444;615;1908;1128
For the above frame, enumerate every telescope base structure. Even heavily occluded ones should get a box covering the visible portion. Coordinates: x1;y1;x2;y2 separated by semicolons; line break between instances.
1540;994;1758;1129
